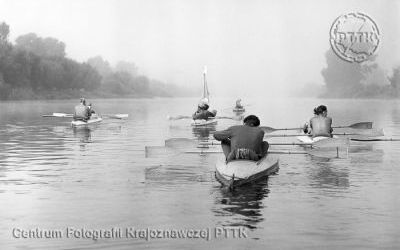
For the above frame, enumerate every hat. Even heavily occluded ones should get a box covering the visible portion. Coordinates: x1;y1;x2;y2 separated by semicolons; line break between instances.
198;98;209;108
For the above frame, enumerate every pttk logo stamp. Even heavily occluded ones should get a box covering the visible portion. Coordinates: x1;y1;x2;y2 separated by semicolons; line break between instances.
330;12;380;63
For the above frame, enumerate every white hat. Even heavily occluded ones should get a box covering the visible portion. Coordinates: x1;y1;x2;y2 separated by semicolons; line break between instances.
198;98;209;107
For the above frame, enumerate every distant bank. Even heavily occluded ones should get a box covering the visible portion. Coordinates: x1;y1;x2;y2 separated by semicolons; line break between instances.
0;22;195;100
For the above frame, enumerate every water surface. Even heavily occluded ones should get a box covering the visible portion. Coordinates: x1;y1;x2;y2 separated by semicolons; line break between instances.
0;97;399;249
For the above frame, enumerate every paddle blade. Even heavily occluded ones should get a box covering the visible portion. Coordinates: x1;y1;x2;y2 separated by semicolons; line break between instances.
313;138;350;148
334;128;384;137
308;147;349;158
42;113;73;118
167;115;191;121
351;138;400;142
110;114;128;119
348;122;372;129
165;138;197;149
145;146;176;158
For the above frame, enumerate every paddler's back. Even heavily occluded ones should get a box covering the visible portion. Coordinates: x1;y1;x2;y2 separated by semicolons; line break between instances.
74;104;89;120
227;125;265;153
310;116;332;137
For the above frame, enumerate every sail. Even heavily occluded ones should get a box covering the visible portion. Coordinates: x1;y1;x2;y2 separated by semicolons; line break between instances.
202;66;210;104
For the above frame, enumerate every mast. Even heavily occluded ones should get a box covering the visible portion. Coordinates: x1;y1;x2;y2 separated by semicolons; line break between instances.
202;66;209;103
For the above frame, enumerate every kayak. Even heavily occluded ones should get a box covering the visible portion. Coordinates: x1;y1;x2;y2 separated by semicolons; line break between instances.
233;107;245;113
297;135;337;144
215;154;279;189
71;115;103;127
191;119;218;127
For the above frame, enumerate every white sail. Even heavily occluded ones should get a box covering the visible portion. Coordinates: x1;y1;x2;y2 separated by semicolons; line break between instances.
201;66;210;104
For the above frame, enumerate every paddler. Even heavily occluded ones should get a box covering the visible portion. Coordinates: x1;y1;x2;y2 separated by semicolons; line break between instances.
213;115;269;162
87;103;96;118
303;105;333;138
73;98;90;121
192;98;217;120
235;99;243;109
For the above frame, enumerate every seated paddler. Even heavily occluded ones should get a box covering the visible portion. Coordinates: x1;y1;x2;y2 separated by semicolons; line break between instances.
73;98;90;121
235;99;243;109
192;98;217;120
213;115;269;162
303;105;333;138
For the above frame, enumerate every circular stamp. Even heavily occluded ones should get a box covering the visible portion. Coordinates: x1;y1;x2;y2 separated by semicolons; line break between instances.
330;12;380;63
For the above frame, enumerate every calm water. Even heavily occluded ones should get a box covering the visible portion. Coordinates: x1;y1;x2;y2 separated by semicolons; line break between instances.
0;97;399;249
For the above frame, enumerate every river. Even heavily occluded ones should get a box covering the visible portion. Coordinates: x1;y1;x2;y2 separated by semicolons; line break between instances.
0;97;399;249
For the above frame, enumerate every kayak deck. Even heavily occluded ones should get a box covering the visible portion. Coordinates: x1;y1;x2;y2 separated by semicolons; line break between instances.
191;119;217;126
215;154;279;189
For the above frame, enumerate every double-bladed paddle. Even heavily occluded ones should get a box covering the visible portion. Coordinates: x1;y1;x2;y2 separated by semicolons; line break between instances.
350;136;400;141
167;115;242;121
146;144;349;159
266;128;384;138
42;113;128;119
260;122;373;133
42;113;73;118
165;137;350;149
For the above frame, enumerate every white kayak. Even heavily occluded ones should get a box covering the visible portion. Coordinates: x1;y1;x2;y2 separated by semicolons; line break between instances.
191;119;218;127
297;135;337;144
233;108;245;113
71;115;103;127
215;154;279;189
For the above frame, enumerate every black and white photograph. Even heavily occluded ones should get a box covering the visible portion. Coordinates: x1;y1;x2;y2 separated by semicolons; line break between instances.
0;0;399;249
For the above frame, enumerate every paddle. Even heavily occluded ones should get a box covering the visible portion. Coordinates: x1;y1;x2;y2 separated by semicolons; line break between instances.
102;114;129;119
260;122;373;133
266;128;384;138
167;115;192;120
215;116;243;121
168;115;242;121
165;137;349;149
351;137;400;141
146;146;348;158
43;112;127;119
42;113;73;118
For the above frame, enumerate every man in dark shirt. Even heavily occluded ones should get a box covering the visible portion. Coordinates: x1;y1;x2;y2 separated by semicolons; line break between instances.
73;98;90;121
213;115;269;162
192;102;217;120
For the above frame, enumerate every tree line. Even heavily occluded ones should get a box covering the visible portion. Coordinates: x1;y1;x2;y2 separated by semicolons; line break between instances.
0;22;191;100
321;49;400;98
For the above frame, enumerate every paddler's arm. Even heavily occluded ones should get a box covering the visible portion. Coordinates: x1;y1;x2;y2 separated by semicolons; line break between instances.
328;117;333;133
192;110;201;119
213;127;232;143
207;110;217;117
303;120;312;134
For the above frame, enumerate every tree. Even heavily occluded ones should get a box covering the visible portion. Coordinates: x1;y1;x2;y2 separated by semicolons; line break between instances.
389;66;400;96
87;56;113;77
321;49;390;98
15;33;66;58
115;61;138;76
321;49;364;97
0;22;10;42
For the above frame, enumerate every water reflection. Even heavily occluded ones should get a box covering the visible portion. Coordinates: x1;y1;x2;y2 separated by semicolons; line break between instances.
213;179;270;229
73;127;92;143
191;124;216;140
307;160;350;189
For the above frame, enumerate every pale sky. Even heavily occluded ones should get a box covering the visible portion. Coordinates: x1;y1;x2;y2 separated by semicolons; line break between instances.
0;0;399;97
